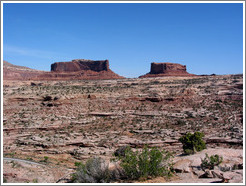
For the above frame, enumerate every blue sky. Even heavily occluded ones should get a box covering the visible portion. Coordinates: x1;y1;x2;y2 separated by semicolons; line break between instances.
3;3;244;77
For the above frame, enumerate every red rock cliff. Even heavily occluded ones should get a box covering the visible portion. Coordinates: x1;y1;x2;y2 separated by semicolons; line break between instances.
51;59;110;72
139;62;195;78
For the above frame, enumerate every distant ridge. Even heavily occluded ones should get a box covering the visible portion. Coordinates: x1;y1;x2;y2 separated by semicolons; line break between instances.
3;60;41;71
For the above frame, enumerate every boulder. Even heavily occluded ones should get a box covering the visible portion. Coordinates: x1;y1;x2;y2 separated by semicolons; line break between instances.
173;159;192;173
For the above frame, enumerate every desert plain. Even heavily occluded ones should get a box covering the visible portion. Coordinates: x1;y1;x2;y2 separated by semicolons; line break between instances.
2;71;243;183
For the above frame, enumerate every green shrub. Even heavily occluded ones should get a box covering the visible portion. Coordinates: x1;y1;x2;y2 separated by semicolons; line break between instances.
74;162;82;167
179;132;206;155
3;177;7;183
201;153;223;170
116;146;173;180
72;157;110;183
32;179;38;183
44;156;49;162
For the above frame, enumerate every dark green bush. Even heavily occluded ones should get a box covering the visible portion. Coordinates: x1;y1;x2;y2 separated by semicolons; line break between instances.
201;153;223;170
116;146;173;180
3;177;7;183
44;156;49;162
72;157;110;183
74;162;82;167
179;132;206;155
43;95;52;101
114;146;129;157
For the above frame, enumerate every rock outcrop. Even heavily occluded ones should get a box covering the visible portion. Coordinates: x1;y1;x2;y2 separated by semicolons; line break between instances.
51;59;109;72
3;59;124;81
172;148;243;183
139;62;195;78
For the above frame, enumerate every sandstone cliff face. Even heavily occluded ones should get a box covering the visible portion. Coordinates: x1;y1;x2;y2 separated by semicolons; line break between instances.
51;59;109;72
139;62;195;78
48;59;123;80
150;63;187;74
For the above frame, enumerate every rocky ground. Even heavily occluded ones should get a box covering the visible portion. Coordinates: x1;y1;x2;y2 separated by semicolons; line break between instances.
3;74;243;183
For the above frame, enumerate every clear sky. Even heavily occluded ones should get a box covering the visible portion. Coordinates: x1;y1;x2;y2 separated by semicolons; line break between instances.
3;2;244;78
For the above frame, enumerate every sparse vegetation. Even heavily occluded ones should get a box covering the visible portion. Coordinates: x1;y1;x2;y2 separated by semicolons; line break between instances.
32;178;38;183
3;177;7;183
116;146;173;180
3;75;243;183
71;157;110;183
201;153;223;170
179;132;206;155
40;156;49;163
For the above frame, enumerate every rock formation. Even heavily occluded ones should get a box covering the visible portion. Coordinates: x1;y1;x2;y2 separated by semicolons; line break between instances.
3;59;124;81
51;59;109;72
139;62;195;78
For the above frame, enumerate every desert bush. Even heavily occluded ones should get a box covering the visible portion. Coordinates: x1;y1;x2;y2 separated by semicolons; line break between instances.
72;157;110;183
40;156;49;163
201;153;223;170
116;146;173;180
74;162;82;167
179;132;206;155
3;177;7;183
43;95;52;101
44;156;49;162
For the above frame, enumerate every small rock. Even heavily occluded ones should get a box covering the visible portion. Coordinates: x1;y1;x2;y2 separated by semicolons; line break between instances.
173;159;191;173
199;169;213;178
211;170;223;179
193;169;204;177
